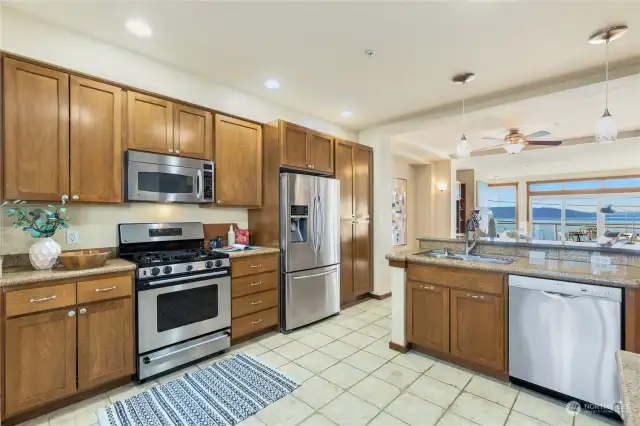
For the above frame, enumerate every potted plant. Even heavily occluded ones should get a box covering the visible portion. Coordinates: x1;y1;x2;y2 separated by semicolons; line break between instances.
2;198;70;270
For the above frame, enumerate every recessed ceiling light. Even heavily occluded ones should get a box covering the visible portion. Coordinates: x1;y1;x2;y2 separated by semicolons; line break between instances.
125;20;152;37
340;111;353;118
264;79;280;89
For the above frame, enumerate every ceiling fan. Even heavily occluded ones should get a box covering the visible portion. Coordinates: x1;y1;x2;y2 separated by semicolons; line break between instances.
476;129;563;155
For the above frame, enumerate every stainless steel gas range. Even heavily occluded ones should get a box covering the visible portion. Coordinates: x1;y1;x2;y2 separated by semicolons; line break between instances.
117;222;231;381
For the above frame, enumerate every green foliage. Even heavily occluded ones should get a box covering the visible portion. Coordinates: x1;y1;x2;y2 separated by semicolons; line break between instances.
2;197;70;239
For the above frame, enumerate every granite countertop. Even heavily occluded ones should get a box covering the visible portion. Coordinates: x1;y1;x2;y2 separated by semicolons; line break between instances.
0;258;137;288
386;251;640;288
617;350;640;424
226;247;280;259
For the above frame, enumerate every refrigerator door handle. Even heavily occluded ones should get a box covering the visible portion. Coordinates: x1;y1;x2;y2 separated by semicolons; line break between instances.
292;268;338;280
318;192;324;252
312;192;319;253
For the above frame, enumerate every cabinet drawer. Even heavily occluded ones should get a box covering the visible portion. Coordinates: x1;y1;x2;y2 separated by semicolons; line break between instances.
232;307;278;339
232;271;277;298
6;283;76;317
407;264;504;296
77;275;132;304
232;254;278;278
232;290;278;319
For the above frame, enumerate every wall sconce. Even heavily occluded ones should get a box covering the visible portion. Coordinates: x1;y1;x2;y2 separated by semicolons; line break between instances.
436;182;447;192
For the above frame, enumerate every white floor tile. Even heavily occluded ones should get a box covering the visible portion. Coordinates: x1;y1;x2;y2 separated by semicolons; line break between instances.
231;342;269;357
349;375;401;409
372;362;420;389
362;339;399;360
353;312;382;324
358;324;389;339
436;412;481;426
406;376;461;408
320;362;368;389
367;307;392;317
465;375;518;408
318;341;359;360
279;362;315;384
505;411;551;426
368;412;409;426
512;391;574;426
293;376;345;409
424;363;473;389
574;413;619;425
372;317;391;329
299;413;338;426
338;318;368;331
320;392;380;426
287;327;315;340
259;333;294;350
450;392;510;426
385;392;445;426
272;341;315;361
238;416;267;426
339;332;377;349
106;380;159;403
15;416;49;426
392;351;436;373
256;351;289;368
298;332;336;349
342;350;387;373
256;394;314;426
315;324;352;339
49;394;111;426
295;351;339;373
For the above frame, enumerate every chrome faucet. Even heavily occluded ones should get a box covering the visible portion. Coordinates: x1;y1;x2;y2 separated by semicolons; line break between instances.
465;218;477;255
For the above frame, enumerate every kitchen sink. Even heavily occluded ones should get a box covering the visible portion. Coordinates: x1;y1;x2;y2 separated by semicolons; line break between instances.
420;250;516;265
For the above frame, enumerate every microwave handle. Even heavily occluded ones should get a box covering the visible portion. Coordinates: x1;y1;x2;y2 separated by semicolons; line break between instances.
196;170;202;200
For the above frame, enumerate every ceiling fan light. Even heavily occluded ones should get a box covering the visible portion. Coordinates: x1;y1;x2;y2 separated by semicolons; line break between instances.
595;109;617;144
503;143;525;154
456;135;471;158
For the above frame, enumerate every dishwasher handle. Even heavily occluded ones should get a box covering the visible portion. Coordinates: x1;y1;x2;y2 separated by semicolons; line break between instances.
541;290;578;300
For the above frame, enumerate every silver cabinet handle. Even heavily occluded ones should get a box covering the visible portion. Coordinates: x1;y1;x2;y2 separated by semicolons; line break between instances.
251;319;263;325
251;300;263;305
94;286;116;293
30;295;56;303
250;264;262;268
420;285;435;290
250;282;263;287
217;200;223;204
311;165;315;169
467;293;484;300
79;308;87;314
168;148;173;153
68;310;76;317
72;195;80;201
176;150;180;154
61;194;69;202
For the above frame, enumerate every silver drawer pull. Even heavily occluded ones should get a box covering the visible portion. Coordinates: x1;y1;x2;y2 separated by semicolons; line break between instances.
467;293;484;300
420;285;434;290
250;264;262;268
250;282;263;286
251;300;263;305
30;295;56;303
251;319;263;325
94;286;117;293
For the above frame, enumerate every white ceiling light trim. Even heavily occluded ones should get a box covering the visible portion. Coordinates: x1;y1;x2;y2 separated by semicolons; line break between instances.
264;79;280;89
452;72;475;159
125;19;152;37
589;25;628;144
340;111;353;118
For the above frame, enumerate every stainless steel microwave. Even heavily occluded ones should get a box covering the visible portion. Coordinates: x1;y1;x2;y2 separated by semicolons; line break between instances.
125;151;214;203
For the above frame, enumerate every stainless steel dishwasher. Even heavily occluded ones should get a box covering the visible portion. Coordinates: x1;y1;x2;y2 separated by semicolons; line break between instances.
509;275;622;409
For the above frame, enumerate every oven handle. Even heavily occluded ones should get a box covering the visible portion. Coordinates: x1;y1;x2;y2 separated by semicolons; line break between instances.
144;332;230;364
146;270;228;286
196;170;202;200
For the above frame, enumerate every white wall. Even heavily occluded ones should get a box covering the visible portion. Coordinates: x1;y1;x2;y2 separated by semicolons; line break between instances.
0;8;356;255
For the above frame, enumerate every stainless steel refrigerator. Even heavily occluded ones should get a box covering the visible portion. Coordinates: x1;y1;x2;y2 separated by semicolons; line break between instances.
280;173;340;332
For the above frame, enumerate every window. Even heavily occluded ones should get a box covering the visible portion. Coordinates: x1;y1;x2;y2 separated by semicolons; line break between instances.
486;184;517;234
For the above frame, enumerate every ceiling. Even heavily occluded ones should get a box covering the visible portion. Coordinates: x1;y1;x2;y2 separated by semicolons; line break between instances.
7;1;640;131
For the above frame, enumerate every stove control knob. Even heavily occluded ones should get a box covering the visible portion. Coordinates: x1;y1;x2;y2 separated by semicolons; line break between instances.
163;266;173;274
205;260;214;269
215;260;223;268
186;264;193;272
151;267;160;276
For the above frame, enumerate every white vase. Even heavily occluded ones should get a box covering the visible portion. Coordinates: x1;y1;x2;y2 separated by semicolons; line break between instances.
29;237;62;270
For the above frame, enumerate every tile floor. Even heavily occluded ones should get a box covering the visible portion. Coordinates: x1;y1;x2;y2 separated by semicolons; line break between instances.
17;297;619;426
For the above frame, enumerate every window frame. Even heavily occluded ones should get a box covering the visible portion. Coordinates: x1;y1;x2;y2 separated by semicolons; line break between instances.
487;182;519;233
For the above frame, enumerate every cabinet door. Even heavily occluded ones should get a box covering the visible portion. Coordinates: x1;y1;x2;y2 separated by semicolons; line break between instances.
4;58;70;201
406;282;449;353
174;104;213;160
335;140;355;219
353;220;372;295
78;298;134;390
340;221;355;303
5;309;77;416
70;76;123;203
450;289;505;371
354;145;373;220
335;139;356;303
126;91;174;155
308;131;334;173
280;122;309;169
215;114;263;207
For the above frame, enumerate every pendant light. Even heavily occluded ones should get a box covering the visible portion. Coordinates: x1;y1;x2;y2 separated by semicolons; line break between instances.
453;72;475;158
589;25;628;144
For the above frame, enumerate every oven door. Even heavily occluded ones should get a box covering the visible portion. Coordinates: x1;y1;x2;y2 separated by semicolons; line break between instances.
127;160;203;203
137;272;231;354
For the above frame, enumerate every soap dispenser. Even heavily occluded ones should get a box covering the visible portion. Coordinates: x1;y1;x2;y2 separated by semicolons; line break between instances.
227;224;236;246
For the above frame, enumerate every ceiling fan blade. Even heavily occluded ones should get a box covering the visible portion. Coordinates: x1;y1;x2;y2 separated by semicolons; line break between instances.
526;130;551;139
481;137;506;142
472;144;505;152
527;140;562;146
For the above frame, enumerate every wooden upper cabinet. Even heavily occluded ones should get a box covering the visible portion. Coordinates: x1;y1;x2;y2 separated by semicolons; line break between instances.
70;76;123;203
126;91;174;155
4;58;70;201
354;145;372;220
450;289;505;371
407;282;449;353
214;114;263;207
5;308;77;416
281;122;309;169
174;104;213;160
308;131;334;173
78;298;134;390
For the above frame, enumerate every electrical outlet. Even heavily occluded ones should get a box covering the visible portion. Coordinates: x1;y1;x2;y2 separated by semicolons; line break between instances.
66;229;80;245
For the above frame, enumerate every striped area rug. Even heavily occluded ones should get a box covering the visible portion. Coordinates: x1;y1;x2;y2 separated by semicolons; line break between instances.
98;353;298;426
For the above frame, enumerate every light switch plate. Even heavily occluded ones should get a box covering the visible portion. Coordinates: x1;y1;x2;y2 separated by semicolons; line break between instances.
66;229;79;245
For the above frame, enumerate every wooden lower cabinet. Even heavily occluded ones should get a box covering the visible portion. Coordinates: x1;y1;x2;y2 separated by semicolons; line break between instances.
5;308;77;416
78;298;134;390
406;282;449;353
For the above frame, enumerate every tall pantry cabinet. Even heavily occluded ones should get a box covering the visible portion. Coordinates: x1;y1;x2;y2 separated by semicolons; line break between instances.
335;139;373;304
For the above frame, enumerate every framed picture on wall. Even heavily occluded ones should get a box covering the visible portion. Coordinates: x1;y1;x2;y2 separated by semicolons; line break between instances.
392;177;407;246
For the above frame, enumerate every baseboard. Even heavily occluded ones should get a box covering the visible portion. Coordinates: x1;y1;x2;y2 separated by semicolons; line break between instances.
389;341;410;353
369;292;391;300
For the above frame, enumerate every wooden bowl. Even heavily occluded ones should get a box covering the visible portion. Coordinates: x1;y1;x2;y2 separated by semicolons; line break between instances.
58;249;111;270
